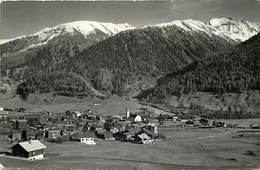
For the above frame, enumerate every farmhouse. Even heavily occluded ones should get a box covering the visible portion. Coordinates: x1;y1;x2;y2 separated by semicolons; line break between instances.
72;111;83;118
0;110;9;118
72;132;96;145
134;133;151;144
47;129;61;139
128;114;142;122
11;140;47;160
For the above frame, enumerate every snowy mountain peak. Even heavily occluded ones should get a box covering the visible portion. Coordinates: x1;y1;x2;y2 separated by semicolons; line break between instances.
153;17;260;42
0;21;134;46
36;21;134;38
209;17;260;42
156;19;217;34
153;19;229;40
60;21;134;36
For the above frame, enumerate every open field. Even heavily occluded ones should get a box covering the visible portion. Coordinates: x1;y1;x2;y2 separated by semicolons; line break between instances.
1;120;260;170
0;93;143;115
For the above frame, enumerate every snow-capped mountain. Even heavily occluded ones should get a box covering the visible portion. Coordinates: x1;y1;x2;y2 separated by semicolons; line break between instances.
0;21;134;74
24;20;133;45
209;17;260;42
153;17;260;42
1;21;134;53
154;19;233;41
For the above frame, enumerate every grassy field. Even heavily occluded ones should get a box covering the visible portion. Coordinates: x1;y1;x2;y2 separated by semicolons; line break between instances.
0;93;144;115
0;120;260;170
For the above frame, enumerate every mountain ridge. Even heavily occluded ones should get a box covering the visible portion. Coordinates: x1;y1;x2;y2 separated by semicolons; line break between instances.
1;17;259;101
139;33;260;110
18;23;232;97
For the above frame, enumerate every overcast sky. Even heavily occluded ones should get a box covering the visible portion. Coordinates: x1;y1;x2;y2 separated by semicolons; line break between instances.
1;0;260;39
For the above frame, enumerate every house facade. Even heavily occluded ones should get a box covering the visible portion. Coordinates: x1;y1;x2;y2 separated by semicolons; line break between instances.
80;137;96;145
73;132;96;145
48;130;61;139
11;140;47;160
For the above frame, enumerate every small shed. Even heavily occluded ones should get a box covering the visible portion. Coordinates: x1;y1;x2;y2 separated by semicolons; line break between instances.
11;140;47;160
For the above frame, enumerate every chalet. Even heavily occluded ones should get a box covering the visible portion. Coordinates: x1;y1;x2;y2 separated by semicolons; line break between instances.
72;132;96;145
47;130;61;139
0;110;9;118
134;133;151;144
128;114;142;123
110;127;119;134
115;128;139;141
211;120;226;128
72;111;83;118
199;118;209;126
185;120;195;127
113;131;134;142
11;140;47;160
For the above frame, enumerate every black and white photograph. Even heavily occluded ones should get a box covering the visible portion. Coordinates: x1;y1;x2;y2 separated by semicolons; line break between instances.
0;0;260;169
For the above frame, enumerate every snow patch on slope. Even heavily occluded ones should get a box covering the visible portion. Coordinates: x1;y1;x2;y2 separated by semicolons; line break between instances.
209;17;260;42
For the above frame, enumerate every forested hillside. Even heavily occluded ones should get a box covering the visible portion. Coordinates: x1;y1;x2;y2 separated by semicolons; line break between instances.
20;25;232;97
140;33;260;104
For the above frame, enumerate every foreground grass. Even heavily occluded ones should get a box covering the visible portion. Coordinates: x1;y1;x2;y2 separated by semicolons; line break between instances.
0;124;260;170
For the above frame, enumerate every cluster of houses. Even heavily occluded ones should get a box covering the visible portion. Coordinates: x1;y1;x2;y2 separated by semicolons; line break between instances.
0;106;240;161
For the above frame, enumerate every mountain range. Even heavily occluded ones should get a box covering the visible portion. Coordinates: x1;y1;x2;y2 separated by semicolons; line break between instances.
1;17;259;104
0;21;134;74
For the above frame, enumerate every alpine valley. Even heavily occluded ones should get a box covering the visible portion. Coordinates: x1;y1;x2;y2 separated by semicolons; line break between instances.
1;17;260;113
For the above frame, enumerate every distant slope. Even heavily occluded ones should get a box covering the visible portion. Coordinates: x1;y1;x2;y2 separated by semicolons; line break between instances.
140;33;260;106
21;23;232;97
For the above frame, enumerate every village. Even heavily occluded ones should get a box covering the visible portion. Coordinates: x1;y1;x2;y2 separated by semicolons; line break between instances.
0;103;253;162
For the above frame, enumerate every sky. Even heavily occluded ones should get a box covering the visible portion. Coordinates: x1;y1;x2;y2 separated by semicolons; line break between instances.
1;0;260;39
